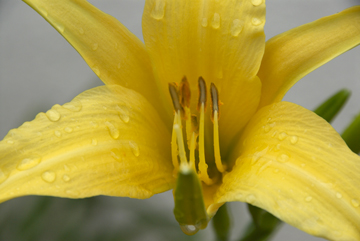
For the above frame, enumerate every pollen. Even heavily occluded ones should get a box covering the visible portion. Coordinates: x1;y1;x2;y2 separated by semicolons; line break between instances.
169;76;226;185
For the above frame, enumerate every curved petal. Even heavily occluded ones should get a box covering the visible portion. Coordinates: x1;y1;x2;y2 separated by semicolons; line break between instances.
142;0;265;151
0;85;175;203
23;0;163;110
258;6;360;108
216;102;360;240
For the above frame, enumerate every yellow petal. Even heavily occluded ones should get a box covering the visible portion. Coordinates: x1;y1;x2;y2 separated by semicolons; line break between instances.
0;85;175;203
23;0;163;110
217;102;360;240
258;6;360;108
142;0;265;151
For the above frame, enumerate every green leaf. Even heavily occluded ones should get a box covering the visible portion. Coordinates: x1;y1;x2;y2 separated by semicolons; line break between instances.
314;89;350;122
342;112;360;154
212;203;231;241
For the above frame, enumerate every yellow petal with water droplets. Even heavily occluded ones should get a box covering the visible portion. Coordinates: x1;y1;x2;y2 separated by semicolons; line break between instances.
23;0;163;112
0;85;175;203
217;102;360;240
142;0;265;152
258;6;360;108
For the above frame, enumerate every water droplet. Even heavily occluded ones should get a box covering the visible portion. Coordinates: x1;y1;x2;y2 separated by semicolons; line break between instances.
91;138;98;146
180;224;199;235
277;153;289;163
7;140;14;144
0;169;9;184
116;105;130;123
62;174;71;182
305;196;313;202
64;165;70;171
110;148;122;161
17;156;41;170
117;62;121;69
54;22;65;33
230;19;244;37
90;121;99;128
41;171;56;183
54;130;62;137
46;109;61;122
251;0;263;6
63;100;82;112
300;163;306;167
290;135;298;144
275;144;281;152
105;121;120;139
246;194;256;204
273;169;279;173
351;199;359;207
336;192;342;199
64;127;73;133
211;13;221;29
65;189;80;196
151;0;166;20
91;43;99;50
278;132;287;141
251;17;262;26
78;27;85;34
93;66;101;76
114;43;119;49
201;18;208;27
129;141;140;157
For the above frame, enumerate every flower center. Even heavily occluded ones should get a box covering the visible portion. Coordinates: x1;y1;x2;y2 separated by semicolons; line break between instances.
169;77;226;185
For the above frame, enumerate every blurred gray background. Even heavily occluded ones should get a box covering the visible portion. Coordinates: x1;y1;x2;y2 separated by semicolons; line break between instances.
0;0;359;240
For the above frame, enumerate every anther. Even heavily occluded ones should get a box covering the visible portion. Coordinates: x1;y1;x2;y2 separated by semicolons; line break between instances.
169;83;182;112
197;77;207;111
180;77;191;109
210;83;220;121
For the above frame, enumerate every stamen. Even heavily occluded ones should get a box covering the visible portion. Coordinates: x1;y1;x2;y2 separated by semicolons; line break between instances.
169;83;182;112
180;77;192;145
197;79;213;184
174;121;188;166
210;83;225;172
189;131;197;171
171;115;180;174
197;77;207;111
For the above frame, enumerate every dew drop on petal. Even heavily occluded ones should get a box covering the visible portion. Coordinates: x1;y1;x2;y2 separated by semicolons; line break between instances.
64;127;73;133
246;194;256;204
7;140;14;145
0;169;9;184
54;22;65;33
90;121;99;128
41;171;56;183
63;100;82;112
201;18;208;27
180;225;199;235
336;192;342;199
17;156;41;170
351;199;359;207
290;135;298;144
277;154;289;163
38;7;48;16
211;13;221;29
129;141;140;157
93;66;101;77
151;0;166;20
62;175;71;182
105;121;120;139
91;43;99;50
251;0;263;6
116;105;130;123
78;27;85;35
110;148;122;161
278;132;287;141
54;130;62;137
251;17;262;26
46;109;61;122
65;189;80;196
230;19;244;37
305;196;313;202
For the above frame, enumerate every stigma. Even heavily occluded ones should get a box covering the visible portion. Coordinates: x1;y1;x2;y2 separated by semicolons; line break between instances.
169;77;226;185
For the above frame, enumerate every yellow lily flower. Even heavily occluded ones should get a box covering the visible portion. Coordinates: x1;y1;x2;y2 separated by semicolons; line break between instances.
1;0;360;239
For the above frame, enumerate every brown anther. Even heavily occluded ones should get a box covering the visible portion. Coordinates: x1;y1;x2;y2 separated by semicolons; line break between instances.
210;83;220;121
191;115;199;134
179;76;191;108
197;77;207;111
169;83;182;112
